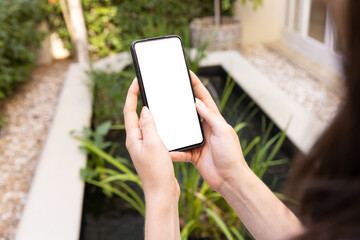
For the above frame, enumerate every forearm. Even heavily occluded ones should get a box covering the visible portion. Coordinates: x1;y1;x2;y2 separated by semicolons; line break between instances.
144;189;181;240
219;166;304;240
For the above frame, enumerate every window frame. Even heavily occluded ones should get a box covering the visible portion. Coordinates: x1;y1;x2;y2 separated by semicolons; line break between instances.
281;0;343;76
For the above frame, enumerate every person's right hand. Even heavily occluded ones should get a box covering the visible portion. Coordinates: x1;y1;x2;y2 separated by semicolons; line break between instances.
170;71;249;192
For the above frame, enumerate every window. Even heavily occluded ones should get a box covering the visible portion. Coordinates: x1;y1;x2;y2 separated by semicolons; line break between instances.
282;0;343;76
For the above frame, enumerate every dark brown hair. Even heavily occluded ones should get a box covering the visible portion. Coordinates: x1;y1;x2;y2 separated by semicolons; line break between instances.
286;0;360;238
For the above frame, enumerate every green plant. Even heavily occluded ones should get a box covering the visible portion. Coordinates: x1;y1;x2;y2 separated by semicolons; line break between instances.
72;121;145;216
0;0;46;100
240;0;263;10
47;0;219;59
88;65;140;128
214;0;261;27
45;1;73;53
182;25;210;74
115;0;215;49
75;73;291;239
75;111;288;239
82;0;122;58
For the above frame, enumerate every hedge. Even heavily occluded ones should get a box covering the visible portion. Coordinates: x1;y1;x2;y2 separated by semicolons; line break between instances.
0;0;46;100
50;0;234;59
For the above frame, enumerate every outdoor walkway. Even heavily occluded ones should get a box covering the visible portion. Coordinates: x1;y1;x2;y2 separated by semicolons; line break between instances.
0;59;72;240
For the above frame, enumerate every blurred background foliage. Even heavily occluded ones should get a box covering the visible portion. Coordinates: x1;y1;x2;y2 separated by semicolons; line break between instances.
0;0;235;129
0;0;235;101
0;0;46;100
48;0;235;58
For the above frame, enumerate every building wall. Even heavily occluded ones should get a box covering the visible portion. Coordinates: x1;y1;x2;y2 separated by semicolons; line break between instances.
234;0;283;45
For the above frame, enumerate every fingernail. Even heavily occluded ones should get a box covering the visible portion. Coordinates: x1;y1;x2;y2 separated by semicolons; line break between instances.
141;106;150;119
195;98;206;108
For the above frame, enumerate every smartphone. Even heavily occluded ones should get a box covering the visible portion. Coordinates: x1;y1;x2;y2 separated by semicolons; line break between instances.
130;35;204;152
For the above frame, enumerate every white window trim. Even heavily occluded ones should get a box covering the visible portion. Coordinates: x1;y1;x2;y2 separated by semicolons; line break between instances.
281;0;343;77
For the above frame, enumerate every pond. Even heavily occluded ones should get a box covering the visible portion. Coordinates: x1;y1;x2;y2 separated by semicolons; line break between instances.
79;66;298;240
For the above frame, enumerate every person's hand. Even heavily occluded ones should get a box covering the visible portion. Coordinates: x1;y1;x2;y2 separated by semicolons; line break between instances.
123;78;180;198
170;71;249;192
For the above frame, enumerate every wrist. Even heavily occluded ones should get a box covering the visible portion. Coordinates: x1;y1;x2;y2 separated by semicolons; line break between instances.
143;180;180;203
218;164;253;197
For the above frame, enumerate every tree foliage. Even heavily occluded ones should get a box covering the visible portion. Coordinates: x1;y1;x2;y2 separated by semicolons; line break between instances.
0;0;46;99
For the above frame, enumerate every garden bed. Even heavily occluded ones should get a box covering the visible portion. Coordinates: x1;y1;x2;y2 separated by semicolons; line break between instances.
15;50;327;240
79;64;297;239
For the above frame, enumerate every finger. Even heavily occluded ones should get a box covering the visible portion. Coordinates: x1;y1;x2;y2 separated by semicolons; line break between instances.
169;151;192;162
139;107;162;146
196;98;228;136
124;78;140;133
190;71;219;113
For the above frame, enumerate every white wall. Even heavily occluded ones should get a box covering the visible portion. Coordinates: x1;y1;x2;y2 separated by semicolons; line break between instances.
234;0;283;45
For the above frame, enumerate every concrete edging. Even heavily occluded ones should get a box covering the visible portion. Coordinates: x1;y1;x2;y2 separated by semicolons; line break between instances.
15;52;131;240
200;50;326;153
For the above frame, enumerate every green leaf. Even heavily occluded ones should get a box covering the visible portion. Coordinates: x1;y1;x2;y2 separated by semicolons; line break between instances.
267;159;288;166
110;124;125;130
95;121;112;136
102;187;113;198
87;179;145;216
205;208;234;240
80;168;97;180
243;136;261;157
101;174;139;183
219;76;235;113
274;192;299;205
230;226;245;240
265;130;287;164
181;220;198;240
82;126;93;139
234;123;247;133
73;136;141;186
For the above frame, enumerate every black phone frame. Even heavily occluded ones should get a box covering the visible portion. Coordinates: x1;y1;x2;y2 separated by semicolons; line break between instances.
130;35;205;152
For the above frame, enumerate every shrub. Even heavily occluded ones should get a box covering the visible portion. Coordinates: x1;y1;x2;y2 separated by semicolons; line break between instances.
89;65;138;128
0;0;46;100
49;0;234;58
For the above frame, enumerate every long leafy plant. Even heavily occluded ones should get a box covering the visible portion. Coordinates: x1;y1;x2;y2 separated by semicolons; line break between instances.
75;73;290;239
76;18;290;239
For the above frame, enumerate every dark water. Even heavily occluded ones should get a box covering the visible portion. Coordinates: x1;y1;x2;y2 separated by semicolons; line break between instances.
80;66;298;240
80;181;144;240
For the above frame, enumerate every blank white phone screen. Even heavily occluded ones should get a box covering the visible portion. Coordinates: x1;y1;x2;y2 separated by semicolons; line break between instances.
134;37;203;151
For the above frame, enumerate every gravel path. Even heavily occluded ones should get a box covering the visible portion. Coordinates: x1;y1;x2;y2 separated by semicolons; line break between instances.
240;44;343;124
0;59;72;240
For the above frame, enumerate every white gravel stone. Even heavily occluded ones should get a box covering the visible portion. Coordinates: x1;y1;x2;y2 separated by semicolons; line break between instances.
240;44;342;124
0;59;72;240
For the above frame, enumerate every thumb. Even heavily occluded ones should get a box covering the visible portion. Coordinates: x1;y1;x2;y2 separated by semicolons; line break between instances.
195;98;227;135
140;106;161;143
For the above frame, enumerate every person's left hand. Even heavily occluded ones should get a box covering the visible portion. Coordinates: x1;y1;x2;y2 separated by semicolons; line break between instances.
123;78;180;199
